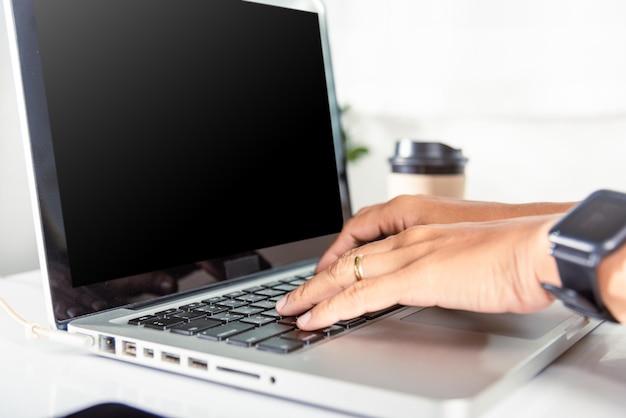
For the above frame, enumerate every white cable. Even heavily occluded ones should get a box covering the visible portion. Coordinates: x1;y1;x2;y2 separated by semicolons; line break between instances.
0;296;94;349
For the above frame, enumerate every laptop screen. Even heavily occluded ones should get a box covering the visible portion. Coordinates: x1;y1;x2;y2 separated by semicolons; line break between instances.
11;0;349;325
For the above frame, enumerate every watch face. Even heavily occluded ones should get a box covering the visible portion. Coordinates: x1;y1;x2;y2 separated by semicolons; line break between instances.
550;189;626;252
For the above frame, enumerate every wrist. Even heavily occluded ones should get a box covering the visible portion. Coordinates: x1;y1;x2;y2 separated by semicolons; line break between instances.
531;215;562;289
504;214;562;313
598;243;626;323
541;190;626;322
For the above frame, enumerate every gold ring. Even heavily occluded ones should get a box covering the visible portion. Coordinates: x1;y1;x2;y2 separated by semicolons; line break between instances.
354;254;364;282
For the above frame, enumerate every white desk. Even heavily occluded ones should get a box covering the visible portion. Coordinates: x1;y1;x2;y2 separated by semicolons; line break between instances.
2;270;626;418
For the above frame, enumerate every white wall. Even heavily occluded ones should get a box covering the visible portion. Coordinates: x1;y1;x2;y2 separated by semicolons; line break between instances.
0;2;38;276
324;0;626;210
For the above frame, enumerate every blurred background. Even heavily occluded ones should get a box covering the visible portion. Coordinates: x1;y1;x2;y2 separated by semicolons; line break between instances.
325;0;626;208
2;0;626;275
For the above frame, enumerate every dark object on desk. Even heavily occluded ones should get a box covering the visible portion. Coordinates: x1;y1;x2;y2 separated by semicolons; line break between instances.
61;402;164;418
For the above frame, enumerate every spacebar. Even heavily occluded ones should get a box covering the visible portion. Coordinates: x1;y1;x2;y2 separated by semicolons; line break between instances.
227;323;294;347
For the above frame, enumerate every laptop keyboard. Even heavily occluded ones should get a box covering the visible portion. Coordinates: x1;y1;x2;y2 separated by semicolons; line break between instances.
127;273;401;354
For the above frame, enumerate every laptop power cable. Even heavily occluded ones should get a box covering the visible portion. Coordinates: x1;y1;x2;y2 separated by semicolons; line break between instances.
0;296;94;349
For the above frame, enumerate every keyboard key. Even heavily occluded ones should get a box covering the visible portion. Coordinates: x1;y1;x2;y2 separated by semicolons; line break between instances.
192;305;228;316
179;302;206;311
255;289;285;298
295;274;313;280
170;318;222;335
236;294;267;303
227;323;293;347
197;322;255;341
257;337;304;354
261;281;283;288
272;284;298;292
277;316;298;327
336;317;367;328
319;325;344;337
211;312;244;323
216;299;248;309
259;309;281;319
240;315;276;326
230;306;265;317
280;329;324;345
250;300;275;310
171;311;207;321
144;317;186;330
128;314;158;325
201;296;226;304
155;308;181;316
362;305;403;319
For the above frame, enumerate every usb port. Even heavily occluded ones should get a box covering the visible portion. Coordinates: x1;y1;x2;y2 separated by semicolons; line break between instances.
143;348;154;358
188;358;208;370
162;352;180;364
122;341;137;357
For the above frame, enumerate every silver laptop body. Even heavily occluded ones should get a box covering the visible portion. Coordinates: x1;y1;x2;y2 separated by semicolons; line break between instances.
3;0;601;416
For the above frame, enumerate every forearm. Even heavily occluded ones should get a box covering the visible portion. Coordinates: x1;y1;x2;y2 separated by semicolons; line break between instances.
414;195;576;224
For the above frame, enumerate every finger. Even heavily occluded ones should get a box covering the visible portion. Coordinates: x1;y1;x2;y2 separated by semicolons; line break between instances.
316;197;427;272
278;250;361;316
316;236;362;274
316;211;386;272
278;238;409;317
295;271;407;330
296;241;470;331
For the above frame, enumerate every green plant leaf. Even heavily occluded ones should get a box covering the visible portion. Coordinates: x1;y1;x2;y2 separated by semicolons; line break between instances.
346;145;369;162
340;104;368;163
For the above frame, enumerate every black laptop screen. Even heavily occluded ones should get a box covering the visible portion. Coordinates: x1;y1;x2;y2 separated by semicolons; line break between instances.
18;0;348;320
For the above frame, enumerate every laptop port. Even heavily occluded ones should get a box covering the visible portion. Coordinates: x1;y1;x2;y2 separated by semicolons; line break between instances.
216;366;260;380
188;358;208;371
161;352;180;365
143;348;154;358
122;341;137;357
99;335;116;354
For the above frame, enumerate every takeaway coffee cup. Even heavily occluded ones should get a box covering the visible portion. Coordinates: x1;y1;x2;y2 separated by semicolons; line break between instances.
387;139;468;200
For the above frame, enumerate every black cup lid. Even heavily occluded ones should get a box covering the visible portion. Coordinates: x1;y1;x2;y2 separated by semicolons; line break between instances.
389;139;467;174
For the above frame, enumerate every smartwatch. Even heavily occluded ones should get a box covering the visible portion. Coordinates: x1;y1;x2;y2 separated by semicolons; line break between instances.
542;189;626;322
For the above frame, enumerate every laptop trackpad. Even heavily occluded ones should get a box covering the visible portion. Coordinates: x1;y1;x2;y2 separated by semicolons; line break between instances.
400;306;572;339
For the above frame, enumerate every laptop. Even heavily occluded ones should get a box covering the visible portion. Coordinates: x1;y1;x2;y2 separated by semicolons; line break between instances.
4;0;602;416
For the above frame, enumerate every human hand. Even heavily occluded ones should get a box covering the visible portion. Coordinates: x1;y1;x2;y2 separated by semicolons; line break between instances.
316;194;574;273
276;214;562;331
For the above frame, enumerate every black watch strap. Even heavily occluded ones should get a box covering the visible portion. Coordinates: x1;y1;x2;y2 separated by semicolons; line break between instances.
543;253;617;322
